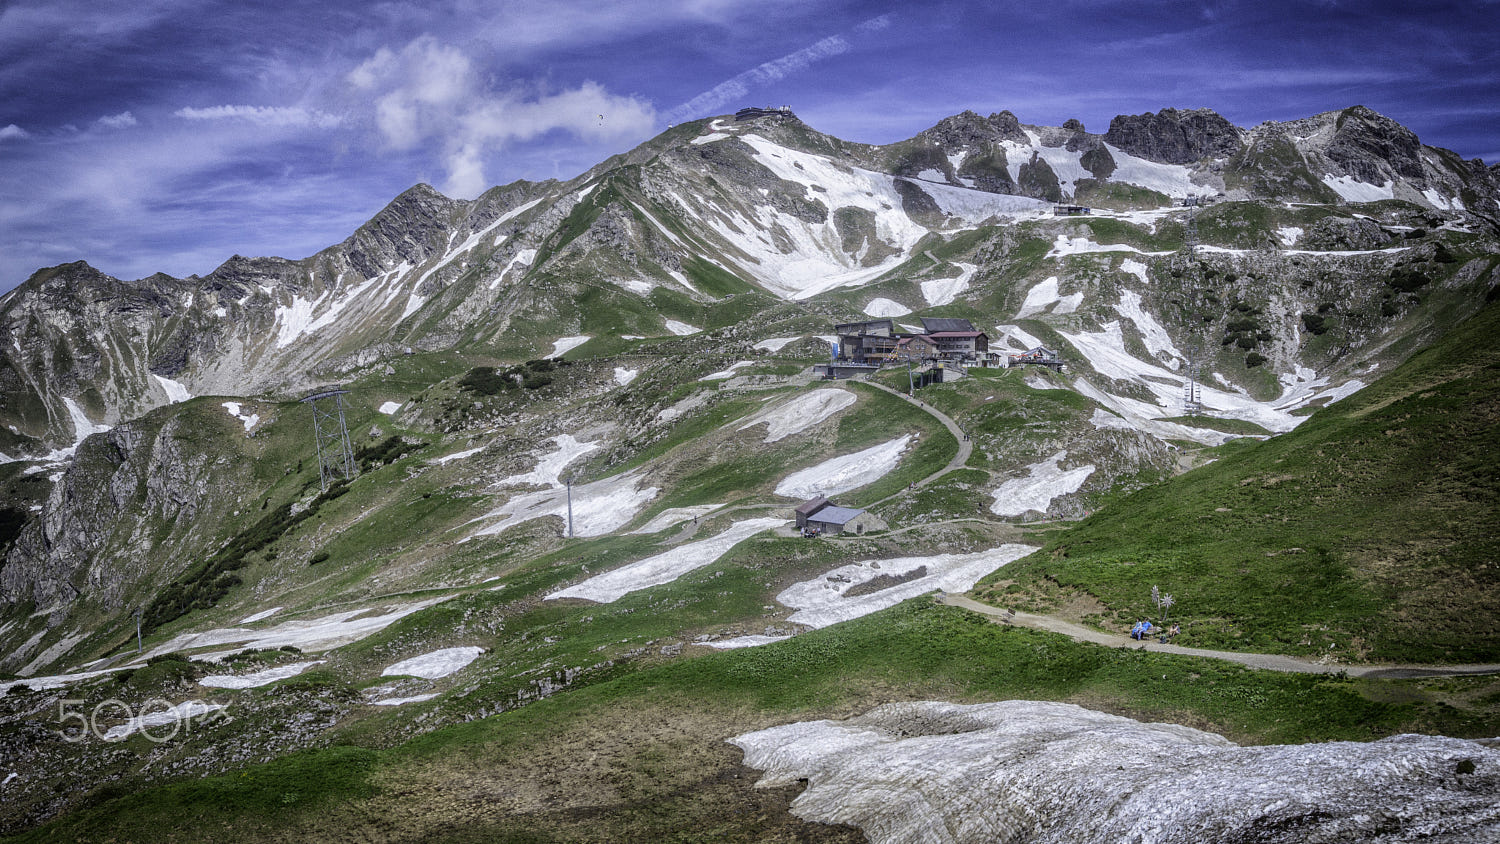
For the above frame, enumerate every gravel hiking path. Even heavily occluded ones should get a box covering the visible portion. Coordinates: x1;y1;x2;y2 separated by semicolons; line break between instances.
860;378;972;503
937;593;1500;678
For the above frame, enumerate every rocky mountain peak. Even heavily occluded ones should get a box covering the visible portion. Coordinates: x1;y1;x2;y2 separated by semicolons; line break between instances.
921;110;1028;147
1103;107;1243;164
336;183;463;278
1326;104;1425;183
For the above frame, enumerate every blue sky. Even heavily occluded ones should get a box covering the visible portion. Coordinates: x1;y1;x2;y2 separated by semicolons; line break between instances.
1;0;1496;291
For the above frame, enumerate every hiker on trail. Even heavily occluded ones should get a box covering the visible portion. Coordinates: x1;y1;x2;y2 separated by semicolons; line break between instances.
1169;624;1180;638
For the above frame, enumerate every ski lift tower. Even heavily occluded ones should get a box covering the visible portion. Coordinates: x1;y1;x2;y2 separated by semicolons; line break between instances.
300;389;357;491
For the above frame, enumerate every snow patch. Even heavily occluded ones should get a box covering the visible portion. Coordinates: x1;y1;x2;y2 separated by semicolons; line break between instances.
548;518;782;603
738;389;857;442
221;401;260;432
700;361;754;381
664;319;699;336
1276;226;1303;246
381;646;484;680
199;660;324;689
775;435;911;499
64;397;110;445
238;606;281;624
990;451;1095;516
690;132;730;145
1047;234;1168;259
1016;276;1062;318
1119;258;1149;284
546;335;590;358
433;446;484;465
1114;289;1183;364
378;401;402;415
101;701;226;741
753;337;798;353
630;504;725;534
613;367;638;387
465;436;656;539
994;324;1043;352
863;298;911;317
921;262;976;307
152;374;192;404
369;693;438;706
1322;174;1395;203
710;545;1034;648
143;599;447;659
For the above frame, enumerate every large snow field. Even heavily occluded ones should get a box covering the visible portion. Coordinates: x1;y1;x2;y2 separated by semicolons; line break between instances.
710;544;1034;649
738;388;857;442
199;660;325;689
547;517;783;603
989;452;1095;516
629;503;725;534
710;135;1043;301
733;700;1500;844
381;646;484;680
775;434;913;499
863;298;911;317
920;262;977;307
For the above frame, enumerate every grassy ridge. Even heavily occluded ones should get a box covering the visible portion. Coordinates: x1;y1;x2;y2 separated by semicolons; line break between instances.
984;297;1500;663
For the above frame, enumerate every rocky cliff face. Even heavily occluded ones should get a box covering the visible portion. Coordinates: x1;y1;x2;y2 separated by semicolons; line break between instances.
1104;107;1244;164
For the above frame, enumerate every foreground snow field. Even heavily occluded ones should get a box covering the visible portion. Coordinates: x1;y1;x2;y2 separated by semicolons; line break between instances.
734;700;1500;844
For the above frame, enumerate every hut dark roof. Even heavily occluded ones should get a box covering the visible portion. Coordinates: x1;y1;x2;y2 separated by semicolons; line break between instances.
794;496;830;517
919;317;975;333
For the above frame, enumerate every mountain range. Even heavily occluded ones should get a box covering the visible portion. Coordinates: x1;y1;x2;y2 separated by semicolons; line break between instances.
0;103;1497;842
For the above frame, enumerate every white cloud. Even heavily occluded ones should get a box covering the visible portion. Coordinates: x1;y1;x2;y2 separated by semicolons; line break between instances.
95;111;137;130
174;105;342;128
0;124;30;141
349;35;656;197
664;35;849;124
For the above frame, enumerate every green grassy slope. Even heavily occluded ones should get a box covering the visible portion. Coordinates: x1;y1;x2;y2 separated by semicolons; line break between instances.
982;294;1500;663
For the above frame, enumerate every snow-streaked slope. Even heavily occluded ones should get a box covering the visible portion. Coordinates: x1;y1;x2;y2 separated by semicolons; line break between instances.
547;517;783;603
733;700;1500;844
775;435;912;498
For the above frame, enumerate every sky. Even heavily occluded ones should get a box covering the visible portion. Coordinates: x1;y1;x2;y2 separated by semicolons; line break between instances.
1;0;1497;292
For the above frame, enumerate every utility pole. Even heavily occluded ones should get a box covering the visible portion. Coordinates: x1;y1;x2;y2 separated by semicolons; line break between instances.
566;474;575;538
906;360;914;396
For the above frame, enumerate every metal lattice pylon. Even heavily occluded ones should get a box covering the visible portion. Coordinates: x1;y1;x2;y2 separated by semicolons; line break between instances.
300;389;357;491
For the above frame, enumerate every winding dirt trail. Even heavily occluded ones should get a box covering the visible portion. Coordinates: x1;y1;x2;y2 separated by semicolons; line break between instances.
859;379;972;504
937;593;1500;678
